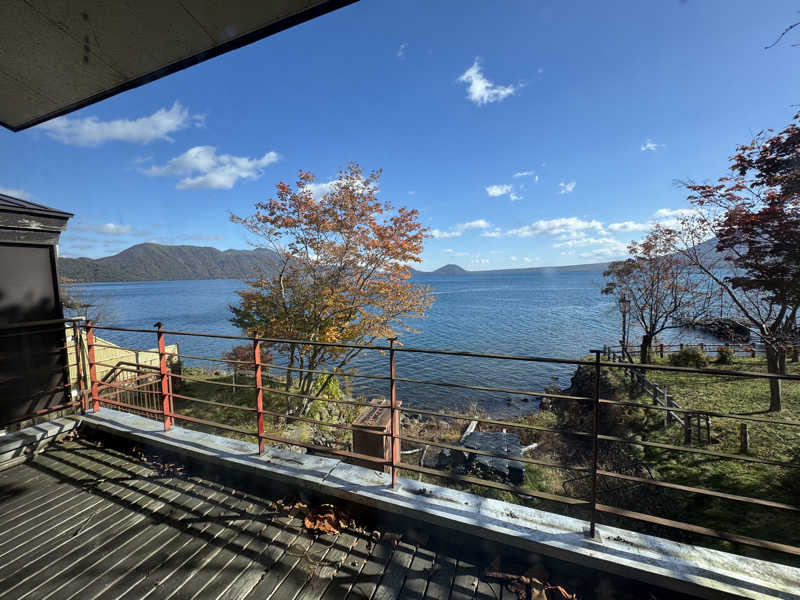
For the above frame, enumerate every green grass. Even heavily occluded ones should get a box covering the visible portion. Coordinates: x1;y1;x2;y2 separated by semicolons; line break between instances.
615;356;800;561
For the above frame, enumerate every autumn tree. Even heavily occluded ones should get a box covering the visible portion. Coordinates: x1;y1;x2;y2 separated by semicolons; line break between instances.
603;228;705;364
674;115;800;411
229;163;432;408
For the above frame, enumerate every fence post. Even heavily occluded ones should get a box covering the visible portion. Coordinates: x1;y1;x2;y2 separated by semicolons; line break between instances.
86;321;99;413
156;322;171;431
659;344;664;358
71;321;86;413
588;349;602;538
254;338;264;454
680;343;684;351
663;391;669;427
739;423;749;453
389;337;399;488
684;414;692;444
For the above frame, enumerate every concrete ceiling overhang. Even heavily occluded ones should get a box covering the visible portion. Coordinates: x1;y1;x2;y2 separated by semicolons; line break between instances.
0;0;356;132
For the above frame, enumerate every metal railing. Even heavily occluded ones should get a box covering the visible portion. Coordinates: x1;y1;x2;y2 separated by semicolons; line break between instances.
74;322;800;562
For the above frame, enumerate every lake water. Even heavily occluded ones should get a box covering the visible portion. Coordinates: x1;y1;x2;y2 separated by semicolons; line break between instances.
68;272;718;418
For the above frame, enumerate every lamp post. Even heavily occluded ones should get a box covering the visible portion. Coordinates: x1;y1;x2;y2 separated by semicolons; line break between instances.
619;294;631;356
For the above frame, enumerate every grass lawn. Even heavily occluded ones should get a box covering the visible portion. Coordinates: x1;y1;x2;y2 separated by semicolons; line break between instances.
614;356;800;561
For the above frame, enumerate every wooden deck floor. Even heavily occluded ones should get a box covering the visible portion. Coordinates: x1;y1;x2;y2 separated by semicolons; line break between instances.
0;440;504;600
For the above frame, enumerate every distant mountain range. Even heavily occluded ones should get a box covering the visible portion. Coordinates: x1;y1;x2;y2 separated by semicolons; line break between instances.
59;243;279;282
58;244;612;283
411;261;609;276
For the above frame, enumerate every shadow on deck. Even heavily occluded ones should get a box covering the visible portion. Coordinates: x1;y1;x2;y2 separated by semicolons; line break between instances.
0;439;502;600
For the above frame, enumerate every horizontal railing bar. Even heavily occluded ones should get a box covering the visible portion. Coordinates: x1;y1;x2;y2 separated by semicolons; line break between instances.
600;360;800;381
393;376;593;402
167;351;249;364
88;342;160;353
395;346;591;366
0;326;69;340
400;435;590;472
0;400;81;426
169;411;256;436
170;392;255;412
257;430;389;465
397;462;590;506
599;399;800;427
97;381;162;396
98;397;163;415
398;406;593;438
169;371;256;389
597;470;800;512
258;407;374;434
263;387;376;408
0;317;84;331
86;323;800;381
89;325;392;351
259;361;391;381
595;504;800;557
598;434;799;468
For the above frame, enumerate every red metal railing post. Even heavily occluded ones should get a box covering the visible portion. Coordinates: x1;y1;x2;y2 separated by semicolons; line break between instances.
588;349;602;538
254;338;264;454
389;337;399;487
156;322;171;431
72;321;86;413
86;321;100;412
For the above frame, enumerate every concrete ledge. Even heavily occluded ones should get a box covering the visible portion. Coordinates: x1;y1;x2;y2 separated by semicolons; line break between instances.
80;409;800;600
0;416;80;468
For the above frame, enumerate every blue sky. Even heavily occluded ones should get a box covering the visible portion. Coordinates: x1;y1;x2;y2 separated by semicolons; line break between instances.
1;1;799;270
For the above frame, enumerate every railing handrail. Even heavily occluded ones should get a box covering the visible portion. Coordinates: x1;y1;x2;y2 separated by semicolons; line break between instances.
0;316;85;331
76;322;800;560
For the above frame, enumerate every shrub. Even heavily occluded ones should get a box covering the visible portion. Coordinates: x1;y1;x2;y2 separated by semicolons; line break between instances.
668;346;708;368
715;345;735;365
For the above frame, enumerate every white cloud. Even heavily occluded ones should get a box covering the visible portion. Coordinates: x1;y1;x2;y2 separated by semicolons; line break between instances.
653;208;695;219
471;258;490;265
0;186;32;200
145;146;280;190
506;217;603;238
72;223;133;236
640;139;665;152
481;229;503;238
38;101;201;147
397;43;408;59
578;240;629;259
430;229;461;239
486;184;512;197
431;219;491;239
553;236;622;249
513;170;534;178
509;192;523;202
607;220;651;232
443;248;470;257
558;181;576;195
457;59;517;105
535;175;540;183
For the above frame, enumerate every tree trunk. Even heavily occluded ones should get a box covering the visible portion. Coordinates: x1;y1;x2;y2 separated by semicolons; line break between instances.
765;344;786;412
640;334;653;364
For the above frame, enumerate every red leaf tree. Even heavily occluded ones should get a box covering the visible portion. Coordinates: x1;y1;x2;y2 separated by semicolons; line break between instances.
674;115;800;411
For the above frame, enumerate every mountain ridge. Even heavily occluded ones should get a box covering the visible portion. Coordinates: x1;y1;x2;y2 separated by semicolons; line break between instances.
58;242;613;283
59;243;279;282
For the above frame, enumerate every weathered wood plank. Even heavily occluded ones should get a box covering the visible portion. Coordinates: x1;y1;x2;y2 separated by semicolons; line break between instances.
271;533;340;600
397;544;436;600
319;534;373;600
372;540;416;600
240;524;316;600
450;554;481;600
423;548;457;600
346;535;396;600
116;488;285;600
294;531;358;600
219;515;306;600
